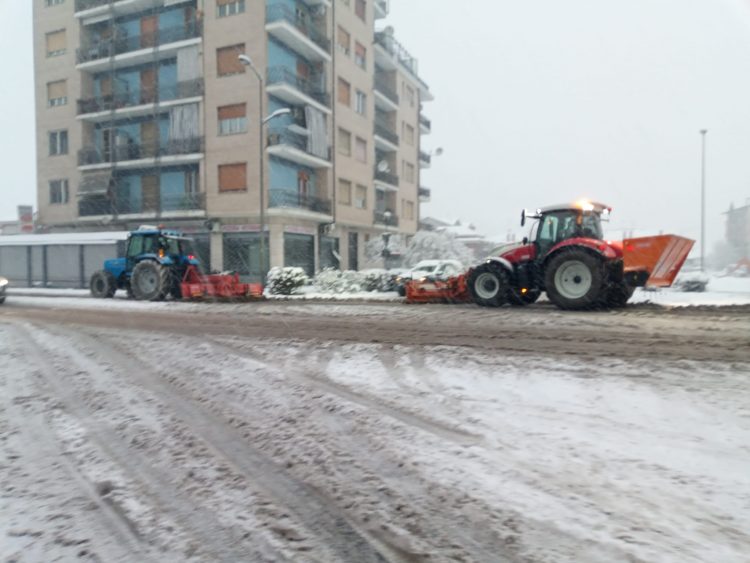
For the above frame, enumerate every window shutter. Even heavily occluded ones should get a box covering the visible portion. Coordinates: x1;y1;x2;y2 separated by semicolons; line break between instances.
217;45;245;76
218;104;246;120
337;78;350;106
48;80;67;99
219;163;247;191
46;30;66;55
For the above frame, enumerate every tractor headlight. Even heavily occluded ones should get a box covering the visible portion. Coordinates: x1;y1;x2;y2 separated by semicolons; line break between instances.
0;278;8;288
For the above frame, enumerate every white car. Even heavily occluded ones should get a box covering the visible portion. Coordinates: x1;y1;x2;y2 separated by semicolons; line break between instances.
0;276;7;304
395;260;464;296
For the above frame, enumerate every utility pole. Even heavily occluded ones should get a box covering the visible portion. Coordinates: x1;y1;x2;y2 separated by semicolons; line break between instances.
700;129;708;272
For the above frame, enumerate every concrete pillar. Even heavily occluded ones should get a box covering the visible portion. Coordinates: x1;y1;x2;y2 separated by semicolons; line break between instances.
210;231;223;272
269;223;284;269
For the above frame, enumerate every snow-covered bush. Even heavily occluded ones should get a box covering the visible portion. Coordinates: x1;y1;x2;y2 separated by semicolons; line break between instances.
364;234;405;265
266;267;308;295
312;268;391;293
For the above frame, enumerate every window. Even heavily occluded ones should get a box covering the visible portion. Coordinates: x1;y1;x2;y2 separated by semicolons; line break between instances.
355;0;366;21
45;0;65;6
49;179;69;204
45;29;66;57
354;42;367;69
403;82;415;107
355;185;367;209
217;45;245;76
338;128;352;155
47;80;67;107
355;90;367;116
403;123;415;145
404;200;415;220
49;130;68;156
403;161;415;183
217;0;245;17
355;137;367;163
337;26;350;55
338;179;352;205
337;77;351;106
218;104;247;135
219;163;247;192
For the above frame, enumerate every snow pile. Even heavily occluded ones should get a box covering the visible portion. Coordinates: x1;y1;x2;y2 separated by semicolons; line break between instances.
265;267;309;295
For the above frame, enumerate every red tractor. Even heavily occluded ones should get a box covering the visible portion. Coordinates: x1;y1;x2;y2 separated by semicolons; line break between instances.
406;201;694;310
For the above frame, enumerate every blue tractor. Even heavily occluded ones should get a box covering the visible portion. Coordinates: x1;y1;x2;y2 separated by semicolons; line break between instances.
90;226;200;301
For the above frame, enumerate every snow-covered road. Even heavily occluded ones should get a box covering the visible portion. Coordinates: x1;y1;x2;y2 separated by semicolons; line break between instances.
1;299;749;562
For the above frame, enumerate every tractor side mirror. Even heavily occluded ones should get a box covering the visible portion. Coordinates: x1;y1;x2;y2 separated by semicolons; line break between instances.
520;209;526;227
522;237;529;245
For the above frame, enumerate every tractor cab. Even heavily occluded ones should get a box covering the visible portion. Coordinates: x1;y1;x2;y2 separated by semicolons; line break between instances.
522;201;609;259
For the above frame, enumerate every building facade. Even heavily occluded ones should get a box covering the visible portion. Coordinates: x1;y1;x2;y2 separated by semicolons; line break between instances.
33;0;432;279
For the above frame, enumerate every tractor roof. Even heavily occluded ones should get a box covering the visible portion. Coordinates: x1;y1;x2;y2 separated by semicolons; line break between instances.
538;201;612;214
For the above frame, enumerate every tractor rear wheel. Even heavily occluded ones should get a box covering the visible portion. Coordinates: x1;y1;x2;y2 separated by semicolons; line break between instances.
90;270;116;298
130;260;170;301
545;249;605;310
603;281;635;308
468;263;509;307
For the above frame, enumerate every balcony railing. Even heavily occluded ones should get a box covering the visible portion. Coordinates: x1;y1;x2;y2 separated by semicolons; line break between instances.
75;0;111;11
266;66;330;107
374;168;399;187
374;31;418;77
266;4;331;53
374;121;399;146
419;114;431;131
77;21;202;64
269;190;332;214
419;150;431;164
374;210;399;227
77;78;204;115
79;191;205;217
374;72;399;105
418;186;431;200
267;128;331;161
78;136;204;166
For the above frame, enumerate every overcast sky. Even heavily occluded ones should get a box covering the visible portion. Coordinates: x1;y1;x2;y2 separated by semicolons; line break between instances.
1;1;749;255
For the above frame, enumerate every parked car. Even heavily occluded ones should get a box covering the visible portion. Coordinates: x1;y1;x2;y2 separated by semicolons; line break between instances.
395;260;464;296
0;276;8;304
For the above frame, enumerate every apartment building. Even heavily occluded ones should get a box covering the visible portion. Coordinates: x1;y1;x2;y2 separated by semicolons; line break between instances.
33;0;432;279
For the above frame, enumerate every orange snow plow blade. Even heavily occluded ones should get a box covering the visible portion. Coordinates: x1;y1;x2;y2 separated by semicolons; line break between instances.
623;235;695;288
180;265;264;300
405;274;472;303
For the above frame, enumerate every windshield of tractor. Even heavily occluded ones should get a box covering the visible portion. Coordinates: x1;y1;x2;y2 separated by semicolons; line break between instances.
536;210;603;249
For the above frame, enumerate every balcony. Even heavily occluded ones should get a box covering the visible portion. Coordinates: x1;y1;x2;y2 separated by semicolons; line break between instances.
374;120;399;151
266;4;331;62
374;31;433;102
374;210;399;227
269;190;332;215
374;168;399;189
77;79;204;120
374;72;399;111
419;113;431;134
418;186;431;202
79;191;206;218
78;136;204;170
374;0;390;19
267;128;331;169
76;21;202;70
266;66;330;114
419;150;431;168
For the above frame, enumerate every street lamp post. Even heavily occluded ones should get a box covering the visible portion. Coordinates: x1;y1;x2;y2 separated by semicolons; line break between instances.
382;210;393;269
700;129;708;272
238;54;290;283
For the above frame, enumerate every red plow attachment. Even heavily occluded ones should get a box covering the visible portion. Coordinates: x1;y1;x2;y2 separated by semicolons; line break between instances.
405;274;472;303
180;265;263;300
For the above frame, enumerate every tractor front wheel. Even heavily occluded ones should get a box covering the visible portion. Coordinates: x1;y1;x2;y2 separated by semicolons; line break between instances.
90;270;116;298
468;263;509;307
545;250;605;310
130;261;170;301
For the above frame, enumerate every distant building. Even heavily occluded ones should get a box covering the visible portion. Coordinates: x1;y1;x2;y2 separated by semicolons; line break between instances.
420;216;494;258
725;201;750;260
0;206;35;235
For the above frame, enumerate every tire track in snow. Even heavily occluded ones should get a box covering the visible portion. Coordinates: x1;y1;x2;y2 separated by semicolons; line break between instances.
12;322;272;563
80;329;391;563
